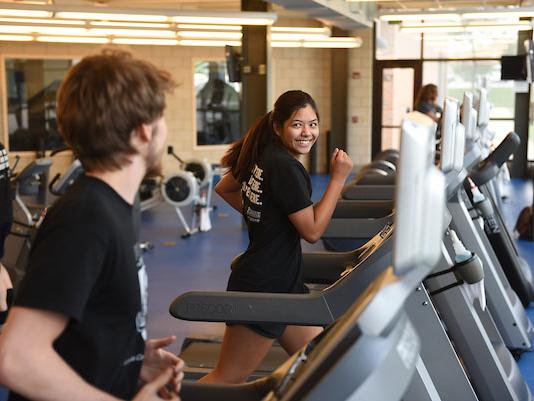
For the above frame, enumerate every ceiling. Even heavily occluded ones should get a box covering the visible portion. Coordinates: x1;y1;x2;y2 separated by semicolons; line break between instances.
2;0;241;10
373;0;532;11
1;0;533;29
10;0;534;11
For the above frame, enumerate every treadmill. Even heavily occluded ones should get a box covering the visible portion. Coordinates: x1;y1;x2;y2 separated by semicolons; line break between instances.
175;118;447;401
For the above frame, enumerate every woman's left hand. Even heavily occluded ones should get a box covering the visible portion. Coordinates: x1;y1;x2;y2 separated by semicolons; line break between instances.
140;336;185;397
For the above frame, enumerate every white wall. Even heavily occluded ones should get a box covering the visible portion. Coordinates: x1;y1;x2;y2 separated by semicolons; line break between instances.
0;30;374;176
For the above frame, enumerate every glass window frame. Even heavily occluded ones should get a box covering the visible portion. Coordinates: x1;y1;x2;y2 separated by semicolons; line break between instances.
372;24;528;160
192;57;242;150
1;54;76;155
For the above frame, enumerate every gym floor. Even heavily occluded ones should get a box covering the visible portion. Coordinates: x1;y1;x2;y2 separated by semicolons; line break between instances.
0;175;533;399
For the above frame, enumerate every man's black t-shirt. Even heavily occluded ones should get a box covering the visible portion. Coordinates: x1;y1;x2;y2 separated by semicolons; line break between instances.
10;175;148;401
229;143;313;294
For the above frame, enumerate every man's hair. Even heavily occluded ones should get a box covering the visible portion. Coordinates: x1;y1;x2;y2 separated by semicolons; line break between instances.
57;49;176;172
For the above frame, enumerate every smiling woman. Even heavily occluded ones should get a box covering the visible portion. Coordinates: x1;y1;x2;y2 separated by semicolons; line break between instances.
275;105;319;157
203;89;353;385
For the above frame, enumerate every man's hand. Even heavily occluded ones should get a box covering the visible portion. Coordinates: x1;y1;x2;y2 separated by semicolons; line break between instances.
133;368;180;401
140;336;184;396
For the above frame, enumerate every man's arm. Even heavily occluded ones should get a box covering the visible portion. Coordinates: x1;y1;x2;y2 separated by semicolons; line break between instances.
0;307;120;401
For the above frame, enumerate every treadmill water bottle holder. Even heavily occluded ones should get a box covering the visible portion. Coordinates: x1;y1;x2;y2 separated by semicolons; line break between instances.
426;252;484;296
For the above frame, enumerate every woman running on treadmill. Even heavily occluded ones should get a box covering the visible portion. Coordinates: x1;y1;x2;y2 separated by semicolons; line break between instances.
202;90;353;384
415;84;442;123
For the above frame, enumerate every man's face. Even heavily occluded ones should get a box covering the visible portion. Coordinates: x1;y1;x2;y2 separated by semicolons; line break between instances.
146;116;168;176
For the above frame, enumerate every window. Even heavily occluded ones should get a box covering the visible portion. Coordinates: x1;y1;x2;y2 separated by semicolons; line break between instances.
423;60;515;147
6;58;73;152
376;21;422;60
195;60;241;146
423;32;517;59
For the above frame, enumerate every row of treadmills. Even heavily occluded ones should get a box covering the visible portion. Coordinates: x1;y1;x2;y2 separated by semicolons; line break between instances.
168;88;534;401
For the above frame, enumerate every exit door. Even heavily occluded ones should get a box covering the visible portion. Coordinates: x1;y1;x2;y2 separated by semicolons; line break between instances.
372;60;422;157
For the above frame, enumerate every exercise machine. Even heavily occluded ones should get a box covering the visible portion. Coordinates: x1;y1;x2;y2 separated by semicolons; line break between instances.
140;146;215;238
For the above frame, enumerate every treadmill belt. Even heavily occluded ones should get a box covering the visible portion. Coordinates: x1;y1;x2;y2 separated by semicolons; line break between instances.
180;338;288;380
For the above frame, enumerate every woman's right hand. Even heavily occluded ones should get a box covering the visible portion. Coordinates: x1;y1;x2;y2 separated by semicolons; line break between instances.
330;148;353;184
0;264;12;311
133;368;180;401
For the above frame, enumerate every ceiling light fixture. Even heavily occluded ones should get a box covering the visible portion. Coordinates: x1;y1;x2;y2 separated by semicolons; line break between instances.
271;32;330;41
179;39;241;46
89;21;171;28
0;8;50;18
112;38;179;45
37;36;109;44
0;17;84;25
55;12;168;23
380;13;461;22
271;26;330;34
88;28;175;38
177;31;242;39
0;34;32;41
171;16;274;25
176;24;242;31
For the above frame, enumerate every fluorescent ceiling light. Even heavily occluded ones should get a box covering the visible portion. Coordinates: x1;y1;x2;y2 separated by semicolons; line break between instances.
0;8;51;18
401;22;531;33
56;12;168;23
171;16;274;25
303;41;361;48
90;21;171;28
179;39;241;46
176;24;241;31
177;31;242;39
112;38;179;45
380;13;461;22
401;26;465;33
271;26;330;34
464;24;531;32
0;25;87;34
0;17;84;25
463;11;534;19
0;34;32;41
271;33;329;40
37;36;109;44
271;41;301;47
88;28;175;38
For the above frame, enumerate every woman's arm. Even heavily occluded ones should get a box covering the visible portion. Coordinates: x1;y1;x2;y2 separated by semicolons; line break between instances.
289;149;353;243
0;264;10;311
214;173;243;213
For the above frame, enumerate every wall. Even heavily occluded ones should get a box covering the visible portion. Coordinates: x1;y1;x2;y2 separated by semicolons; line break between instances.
347;28;373;166
0;40;337;176
272;46;331;172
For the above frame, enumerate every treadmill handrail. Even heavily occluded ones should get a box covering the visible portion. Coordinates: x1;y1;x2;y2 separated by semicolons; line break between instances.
169;290;335;326
12;158;52;182
470;132;519;186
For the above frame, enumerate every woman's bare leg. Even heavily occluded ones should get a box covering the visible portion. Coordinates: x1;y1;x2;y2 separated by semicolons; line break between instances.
199;324;274;384
278;325;323;356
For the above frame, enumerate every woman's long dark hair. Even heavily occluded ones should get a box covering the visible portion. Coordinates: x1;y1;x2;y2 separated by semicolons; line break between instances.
222;90;319;182
415;84;438;108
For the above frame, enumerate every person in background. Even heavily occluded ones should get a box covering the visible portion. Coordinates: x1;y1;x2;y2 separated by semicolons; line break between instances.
0;50;184;401
203;90;353;384
415;83;443;123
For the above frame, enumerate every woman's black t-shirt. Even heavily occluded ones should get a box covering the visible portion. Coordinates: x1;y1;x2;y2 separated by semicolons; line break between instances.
9;175;147;401
229;143;313;293
0;143;12;227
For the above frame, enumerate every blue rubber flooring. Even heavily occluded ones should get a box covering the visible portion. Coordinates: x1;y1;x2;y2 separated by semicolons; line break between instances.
505;179;534;387
0;175;533;400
